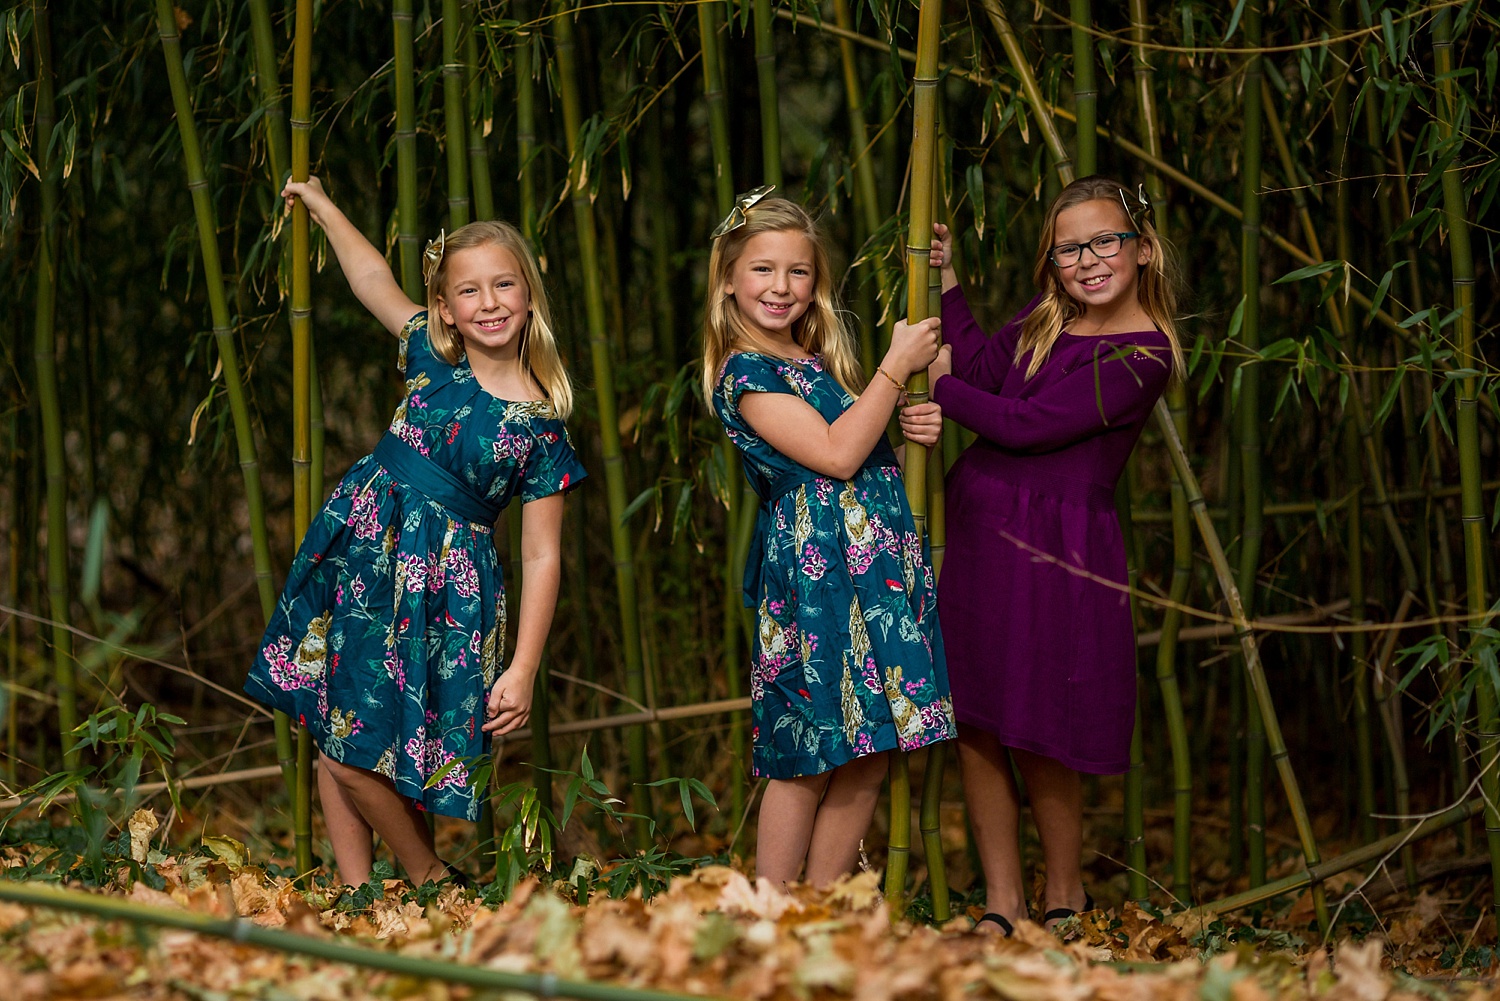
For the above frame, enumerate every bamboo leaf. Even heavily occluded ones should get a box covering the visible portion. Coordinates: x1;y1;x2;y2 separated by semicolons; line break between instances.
1372;368;1406;428
1;129;39;178
1272;260;1342;285
1221;0;1248;42
80;499;109;609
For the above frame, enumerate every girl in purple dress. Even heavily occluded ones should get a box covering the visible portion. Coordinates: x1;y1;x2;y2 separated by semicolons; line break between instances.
926;176;1183;934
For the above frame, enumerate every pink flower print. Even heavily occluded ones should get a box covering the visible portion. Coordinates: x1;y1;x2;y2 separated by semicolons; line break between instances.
470;630;482;654
383;647;406;692
768;599;785;616
394;420;429;455
799;543;827;581
424;553;447;593
399;554;427;593
334;584;344;606
492;430;534;463
405;727;470;790
815;479;834;505
347;488;382;541
263;635;315;692
443;548;480;598
350;574;366;601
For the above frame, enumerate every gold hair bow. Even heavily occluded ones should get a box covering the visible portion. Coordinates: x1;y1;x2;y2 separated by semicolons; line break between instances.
421;228;446;286
1120;184;1154;229
710;184;776;240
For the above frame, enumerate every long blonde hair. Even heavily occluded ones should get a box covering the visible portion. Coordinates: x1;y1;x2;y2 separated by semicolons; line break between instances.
1018;176;1185;382
425;220;574;419
700;198;865;404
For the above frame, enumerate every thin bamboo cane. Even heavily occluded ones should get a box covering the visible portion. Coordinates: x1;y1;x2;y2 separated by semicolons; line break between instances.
393;0;422;299
1325;8;1377;847
1196;798;1482;918
442;0;471;228
1068;0;1096;176
1237;2;1267;888
246;0;301;799
1372;591;1418;887
152;0;280;783
7;276;25;782
697;0;747;832
831;0;889;372
1128;0;1192;895
0;881;702;1001
465;22;494;222
515;3;537;245
887;0;940;916
752;0;781;187
28;2;74;769
978;0;1073;186
289;0;316;882
1124;685;1147;901
1432;5;1498;923
1155;399;1330;932
777;8;1421;348
554;0;652;843
917;140;949;922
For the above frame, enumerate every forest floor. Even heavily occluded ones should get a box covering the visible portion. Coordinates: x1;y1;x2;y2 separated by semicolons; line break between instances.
0;796;1497;1001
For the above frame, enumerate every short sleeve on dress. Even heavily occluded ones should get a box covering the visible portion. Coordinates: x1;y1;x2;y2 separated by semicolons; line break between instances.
397;310;430;375
714;352;803;427
519;416;589;503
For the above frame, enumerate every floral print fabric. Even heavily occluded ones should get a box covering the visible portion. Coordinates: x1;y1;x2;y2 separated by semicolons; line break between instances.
714;351;955;778
245;312;586;819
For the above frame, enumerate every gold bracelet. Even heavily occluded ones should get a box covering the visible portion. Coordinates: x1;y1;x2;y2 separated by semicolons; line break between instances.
874;366;905;392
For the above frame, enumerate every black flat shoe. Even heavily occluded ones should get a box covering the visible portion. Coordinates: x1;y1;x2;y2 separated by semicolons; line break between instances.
1041;890;1095;926
442;861;472;889
974;912;1016;937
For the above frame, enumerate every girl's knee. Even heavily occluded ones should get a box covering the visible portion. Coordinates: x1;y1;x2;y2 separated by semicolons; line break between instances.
844;750;888;787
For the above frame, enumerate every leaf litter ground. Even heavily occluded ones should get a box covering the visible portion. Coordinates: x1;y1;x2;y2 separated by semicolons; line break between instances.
1;837;1497;1001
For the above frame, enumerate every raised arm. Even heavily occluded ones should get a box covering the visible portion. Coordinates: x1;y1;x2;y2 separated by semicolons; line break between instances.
282;176;422;336
737;316;941;480
932;338;1172;454
931;223;1030;392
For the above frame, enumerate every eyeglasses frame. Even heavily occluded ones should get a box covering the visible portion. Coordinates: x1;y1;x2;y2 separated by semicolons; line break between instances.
1048;231;1140;268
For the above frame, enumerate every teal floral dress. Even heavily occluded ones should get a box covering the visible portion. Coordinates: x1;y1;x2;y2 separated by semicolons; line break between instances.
714;351;956;778
244;312;586;820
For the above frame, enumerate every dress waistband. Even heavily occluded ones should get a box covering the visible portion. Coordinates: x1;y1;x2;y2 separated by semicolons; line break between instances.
372;432;501;525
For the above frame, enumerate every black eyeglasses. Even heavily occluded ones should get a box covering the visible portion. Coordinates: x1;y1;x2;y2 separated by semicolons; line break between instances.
1048;232;1139;268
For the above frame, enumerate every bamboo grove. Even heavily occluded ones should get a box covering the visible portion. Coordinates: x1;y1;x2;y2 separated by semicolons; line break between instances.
0;0;1496;926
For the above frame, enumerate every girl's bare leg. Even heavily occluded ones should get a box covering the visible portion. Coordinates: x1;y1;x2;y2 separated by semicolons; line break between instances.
1012;747;1087;925
756;774;831;885
317;752;375;885
319;754;446;885
956;723;1027;930
804;751;888;886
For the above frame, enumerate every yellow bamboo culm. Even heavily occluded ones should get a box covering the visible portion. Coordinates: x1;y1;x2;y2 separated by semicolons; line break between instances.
886;0;942;918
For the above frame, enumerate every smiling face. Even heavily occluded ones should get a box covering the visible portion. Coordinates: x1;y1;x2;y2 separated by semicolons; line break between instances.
436;243;531;354
723;228;817;346
1050;198;1151;314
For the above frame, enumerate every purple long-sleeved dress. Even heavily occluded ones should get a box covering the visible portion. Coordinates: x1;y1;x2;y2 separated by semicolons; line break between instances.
932;287;1172;774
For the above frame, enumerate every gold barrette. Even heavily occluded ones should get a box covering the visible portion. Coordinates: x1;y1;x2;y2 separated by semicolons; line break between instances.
710;184;776;240
421;228;446;286
1120;184;1154;229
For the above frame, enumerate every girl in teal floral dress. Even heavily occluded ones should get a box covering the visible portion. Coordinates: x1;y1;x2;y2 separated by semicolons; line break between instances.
245;177;584;887
701;190;956;886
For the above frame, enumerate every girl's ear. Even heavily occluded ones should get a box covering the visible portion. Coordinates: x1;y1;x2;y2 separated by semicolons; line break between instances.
1137;237;1153;267
436;294;456;327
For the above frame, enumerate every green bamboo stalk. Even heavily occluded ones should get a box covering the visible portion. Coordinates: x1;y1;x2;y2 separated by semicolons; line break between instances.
155;0;283;819
442;0;471;228
465;22;494;222
554;0;651;842
1124;684;1147;902
1154;399;1329;932
28;2;75;769
1068;0;1096;176
752;0;781;187
697;0;747;831
1128;0;1191;895
1237;2;1267;888
978;0;1074;186
886;0;941;915
8;272;26;782
248;0;289;184
0;881;701;1001
289;0;316;882
393;0;422;299
1433;4;1498;923
515;3;537;246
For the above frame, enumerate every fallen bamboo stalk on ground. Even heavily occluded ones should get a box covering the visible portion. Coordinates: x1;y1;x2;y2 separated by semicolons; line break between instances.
0;880;699;1001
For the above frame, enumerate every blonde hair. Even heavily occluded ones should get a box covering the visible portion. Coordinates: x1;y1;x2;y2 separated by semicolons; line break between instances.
426;220;574;420
1018;176;1185;382
700;198;865;404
